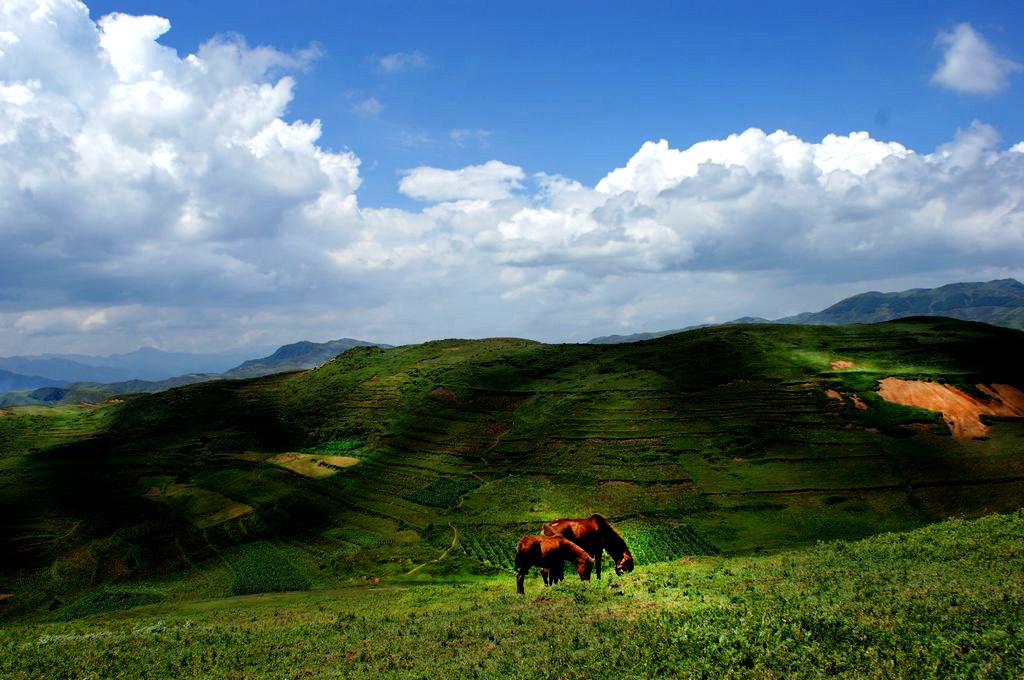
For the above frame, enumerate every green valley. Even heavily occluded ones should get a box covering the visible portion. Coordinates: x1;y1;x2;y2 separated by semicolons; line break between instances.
1;317;1023;677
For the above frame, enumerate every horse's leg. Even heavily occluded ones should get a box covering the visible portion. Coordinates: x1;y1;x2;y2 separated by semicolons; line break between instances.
595;551;602;580
516;568;527;595
541;568;549;586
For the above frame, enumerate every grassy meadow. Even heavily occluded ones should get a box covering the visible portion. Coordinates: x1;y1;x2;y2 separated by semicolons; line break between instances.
1;318;1023;675
2;511;1022;678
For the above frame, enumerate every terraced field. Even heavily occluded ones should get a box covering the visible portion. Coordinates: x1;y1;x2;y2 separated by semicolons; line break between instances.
1;318;1023;623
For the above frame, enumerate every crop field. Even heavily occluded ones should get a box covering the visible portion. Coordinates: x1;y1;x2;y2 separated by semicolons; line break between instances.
618;524;719;564
405;476;480;508
1;318;1023;642
221;541;311;596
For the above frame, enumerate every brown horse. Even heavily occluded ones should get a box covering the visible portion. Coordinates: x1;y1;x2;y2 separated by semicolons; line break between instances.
541;513;634;581
514;534;594;595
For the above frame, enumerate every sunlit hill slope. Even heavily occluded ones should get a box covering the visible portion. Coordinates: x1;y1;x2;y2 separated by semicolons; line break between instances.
1;317;1023;622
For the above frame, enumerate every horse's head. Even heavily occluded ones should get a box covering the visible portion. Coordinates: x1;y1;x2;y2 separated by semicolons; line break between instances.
577;556;594;581
614;550;635;576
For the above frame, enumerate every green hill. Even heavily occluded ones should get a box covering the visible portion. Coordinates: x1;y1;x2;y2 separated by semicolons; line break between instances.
1;318;1023;628
591;278;1024;343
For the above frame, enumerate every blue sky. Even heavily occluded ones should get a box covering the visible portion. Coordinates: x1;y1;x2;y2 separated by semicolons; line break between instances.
84;0;1024;208
1;0;1023;354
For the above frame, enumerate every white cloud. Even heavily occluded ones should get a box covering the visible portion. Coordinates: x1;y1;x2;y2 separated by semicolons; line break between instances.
374;50;428;74
932;23;1022;95
399;160;525;202
2;1;1024;354
0;0;360;289
351;96;382;117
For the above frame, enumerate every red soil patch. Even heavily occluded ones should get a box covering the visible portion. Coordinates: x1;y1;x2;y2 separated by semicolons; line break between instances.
825;389;844;402
429;387;458;404
850;394;868;410
481;421;509;437
830;360;854;370
469;393;528;411
877;378;1024;440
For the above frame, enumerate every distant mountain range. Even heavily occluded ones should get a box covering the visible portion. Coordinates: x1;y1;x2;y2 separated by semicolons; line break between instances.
0;346;273;384
590;279;1024;344
0;369;69;394
0;337;384;406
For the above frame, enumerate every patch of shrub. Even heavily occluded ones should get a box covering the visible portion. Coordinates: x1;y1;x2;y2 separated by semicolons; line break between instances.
223;541;311;595
405;476;478;508
52;591;161;621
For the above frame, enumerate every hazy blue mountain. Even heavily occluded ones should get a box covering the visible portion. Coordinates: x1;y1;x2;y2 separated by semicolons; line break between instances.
226;338;387;378
0;346;275;384
1;338;384;405
589;279;1024;343
0;369;68;393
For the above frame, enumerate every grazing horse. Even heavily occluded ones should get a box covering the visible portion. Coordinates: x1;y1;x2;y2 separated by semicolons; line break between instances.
514;534;594;595
541;513;634;581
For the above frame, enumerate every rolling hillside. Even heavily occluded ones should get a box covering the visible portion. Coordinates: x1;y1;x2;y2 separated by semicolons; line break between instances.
1;318;1023;626
592;278;1024;343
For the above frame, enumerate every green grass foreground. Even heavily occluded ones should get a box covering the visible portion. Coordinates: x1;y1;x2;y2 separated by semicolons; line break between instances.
3;511;1022;679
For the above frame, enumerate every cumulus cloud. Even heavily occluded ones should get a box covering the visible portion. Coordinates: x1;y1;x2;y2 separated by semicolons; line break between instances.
932;23;1022;94
398;161;525;202
0;0;361;315
2;0;1024;354
374;50;428;74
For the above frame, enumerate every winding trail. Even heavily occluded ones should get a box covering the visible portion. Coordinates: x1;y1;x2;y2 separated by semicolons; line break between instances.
406;521;458;575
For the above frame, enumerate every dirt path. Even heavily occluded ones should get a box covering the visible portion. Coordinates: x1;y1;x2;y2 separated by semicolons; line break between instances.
406;522;458;575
